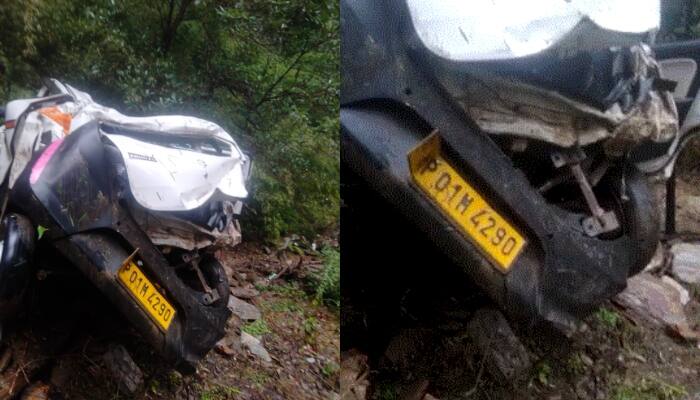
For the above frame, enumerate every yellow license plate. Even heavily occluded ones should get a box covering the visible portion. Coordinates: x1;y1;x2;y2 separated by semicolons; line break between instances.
118;261;176;331
408;132;526;271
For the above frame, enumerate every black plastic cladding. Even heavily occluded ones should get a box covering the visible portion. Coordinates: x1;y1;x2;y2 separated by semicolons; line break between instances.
0;214;35;318
340;0;657;329
17;121;228;371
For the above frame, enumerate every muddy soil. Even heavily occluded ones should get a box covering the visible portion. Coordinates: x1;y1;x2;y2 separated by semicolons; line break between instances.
0;242;339;399
341;164;700;400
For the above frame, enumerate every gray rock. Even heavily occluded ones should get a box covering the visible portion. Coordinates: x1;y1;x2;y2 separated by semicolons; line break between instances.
671;242;700;284
241;331;272;362
230;286;260;300
661;275;690;306
102;344;143;394
397;379;429;400
227;296;261;321
341;349;369;400
615;273;699;340
20;381;50;400
643;244;665;273
466;308;532;381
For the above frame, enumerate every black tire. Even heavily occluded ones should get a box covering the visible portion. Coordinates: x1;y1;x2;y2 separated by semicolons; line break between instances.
199;256;230;308
604;166;660;276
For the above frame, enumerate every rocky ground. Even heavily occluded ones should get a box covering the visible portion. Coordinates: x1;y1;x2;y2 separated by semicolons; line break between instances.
0;239;340;399
341;163;700;400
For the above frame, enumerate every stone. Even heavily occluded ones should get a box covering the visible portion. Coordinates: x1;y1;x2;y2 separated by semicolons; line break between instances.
340;349;369;400
227;296;261;321
20;382;50;400
398;380;429;400
215;337;237;357
671;242;700;284
102;344;143;394
615;273;699;340
240;332;272;362
49;359;75;388
230;286;260;300
661;276;690;306
466;308;531;381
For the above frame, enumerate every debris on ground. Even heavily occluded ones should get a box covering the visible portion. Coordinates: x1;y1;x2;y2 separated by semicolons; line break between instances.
214;334;240;357
340;349;369;400
102;343;144;394
381;329;434;372
397;379;429;400
19;381;50;400
0;333;49;400
48;359;73;389
240;331;272;363
670;242;700;284
227;296;261;321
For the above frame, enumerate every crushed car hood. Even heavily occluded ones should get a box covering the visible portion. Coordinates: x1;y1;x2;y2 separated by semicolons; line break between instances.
407;0;660;62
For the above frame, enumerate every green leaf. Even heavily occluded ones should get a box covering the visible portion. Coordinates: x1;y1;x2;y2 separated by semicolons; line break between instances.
37;225;48;240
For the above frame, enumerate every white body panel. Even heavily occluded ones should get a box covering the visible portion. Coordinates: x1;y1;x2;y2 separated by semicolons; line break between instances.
406;0;660;61
104;133;247;210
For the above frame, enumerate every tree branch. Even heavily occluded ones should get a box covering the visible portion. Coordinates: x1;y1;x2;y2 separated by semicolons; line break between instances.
252;42;318;110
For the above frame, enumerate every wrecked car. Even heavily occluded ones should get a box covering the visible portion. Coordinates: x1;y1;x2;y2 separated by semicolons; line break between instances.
341;0;688;333
0;79;250;372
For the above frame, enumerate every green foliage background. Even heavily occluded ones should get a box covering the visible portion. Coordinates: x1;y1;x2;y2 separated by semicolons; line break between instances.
661;0;700;41
0;0;339;240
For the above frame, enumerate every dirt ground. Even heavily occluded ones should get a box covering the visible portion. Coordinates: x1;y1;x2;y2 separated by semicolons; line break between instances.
0;241;340;400
341;163;700;400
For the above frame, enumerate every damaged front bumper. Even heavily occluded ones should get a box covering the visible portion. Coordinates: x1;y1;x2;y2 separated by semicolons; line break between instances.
341;105;639;331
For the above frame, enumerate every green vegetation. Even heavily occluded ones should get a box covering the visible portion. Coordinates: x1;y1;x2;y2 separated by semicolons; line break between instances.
321;361;339;378
242;368;270;388
534;361;552;386
242;318;270;337
595;307;621;329
303;314;319;344
314;247;340;310
661;1;700;41
0;0;339;239
200;384;241;400
374;382;397;400
610;377;687;400
565;352;587;375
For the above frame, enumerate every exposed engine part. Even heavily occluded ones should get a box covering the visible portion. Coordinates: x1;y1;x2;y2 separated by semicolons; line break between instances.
182;253;219;306
444;45;678;154
130;206;242;251
551;151;620;236
570;164;620;236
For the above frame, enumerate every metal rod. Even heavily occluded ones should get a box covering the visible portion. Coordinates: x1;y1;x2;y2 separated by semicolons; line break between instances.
571;164;605;219
666;171;676;235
